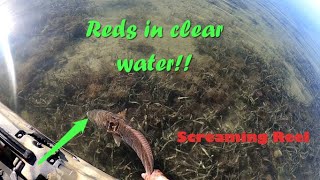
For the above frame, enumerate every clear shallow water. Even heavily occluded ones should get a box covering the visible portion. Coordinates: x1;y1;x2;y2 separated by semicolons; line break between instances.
0;0;319;179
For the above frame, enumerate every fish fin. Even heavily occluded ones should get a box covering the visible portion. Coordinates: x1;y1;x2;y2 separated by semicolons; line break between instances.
112;134;122;147
118;109;127;119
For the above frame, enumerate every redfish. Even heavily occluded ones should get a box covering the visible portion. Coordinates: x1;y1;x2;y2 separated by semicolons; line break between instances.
87;109;154;175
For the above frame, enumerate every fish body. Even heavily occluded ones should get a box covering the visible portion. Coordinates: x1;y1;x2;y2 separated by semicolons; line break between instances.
87;109;154;175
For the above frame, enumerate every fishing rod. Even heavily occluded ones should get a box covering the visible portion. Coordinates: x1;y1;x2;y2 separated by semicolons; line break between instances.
0;101;116;180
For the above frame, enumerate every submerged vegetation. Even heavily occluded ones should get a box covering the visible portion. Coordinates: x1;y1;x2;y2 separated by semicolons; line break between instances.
0;0;319;179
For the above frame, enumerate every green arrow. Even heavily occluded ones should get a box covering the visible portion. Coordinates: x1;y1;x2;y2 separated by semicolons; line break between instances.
37;118;88;165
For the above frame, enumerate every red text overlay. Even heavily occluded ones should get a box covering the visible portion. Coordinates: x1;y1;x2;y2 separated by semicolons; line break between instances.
177;131;310;145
